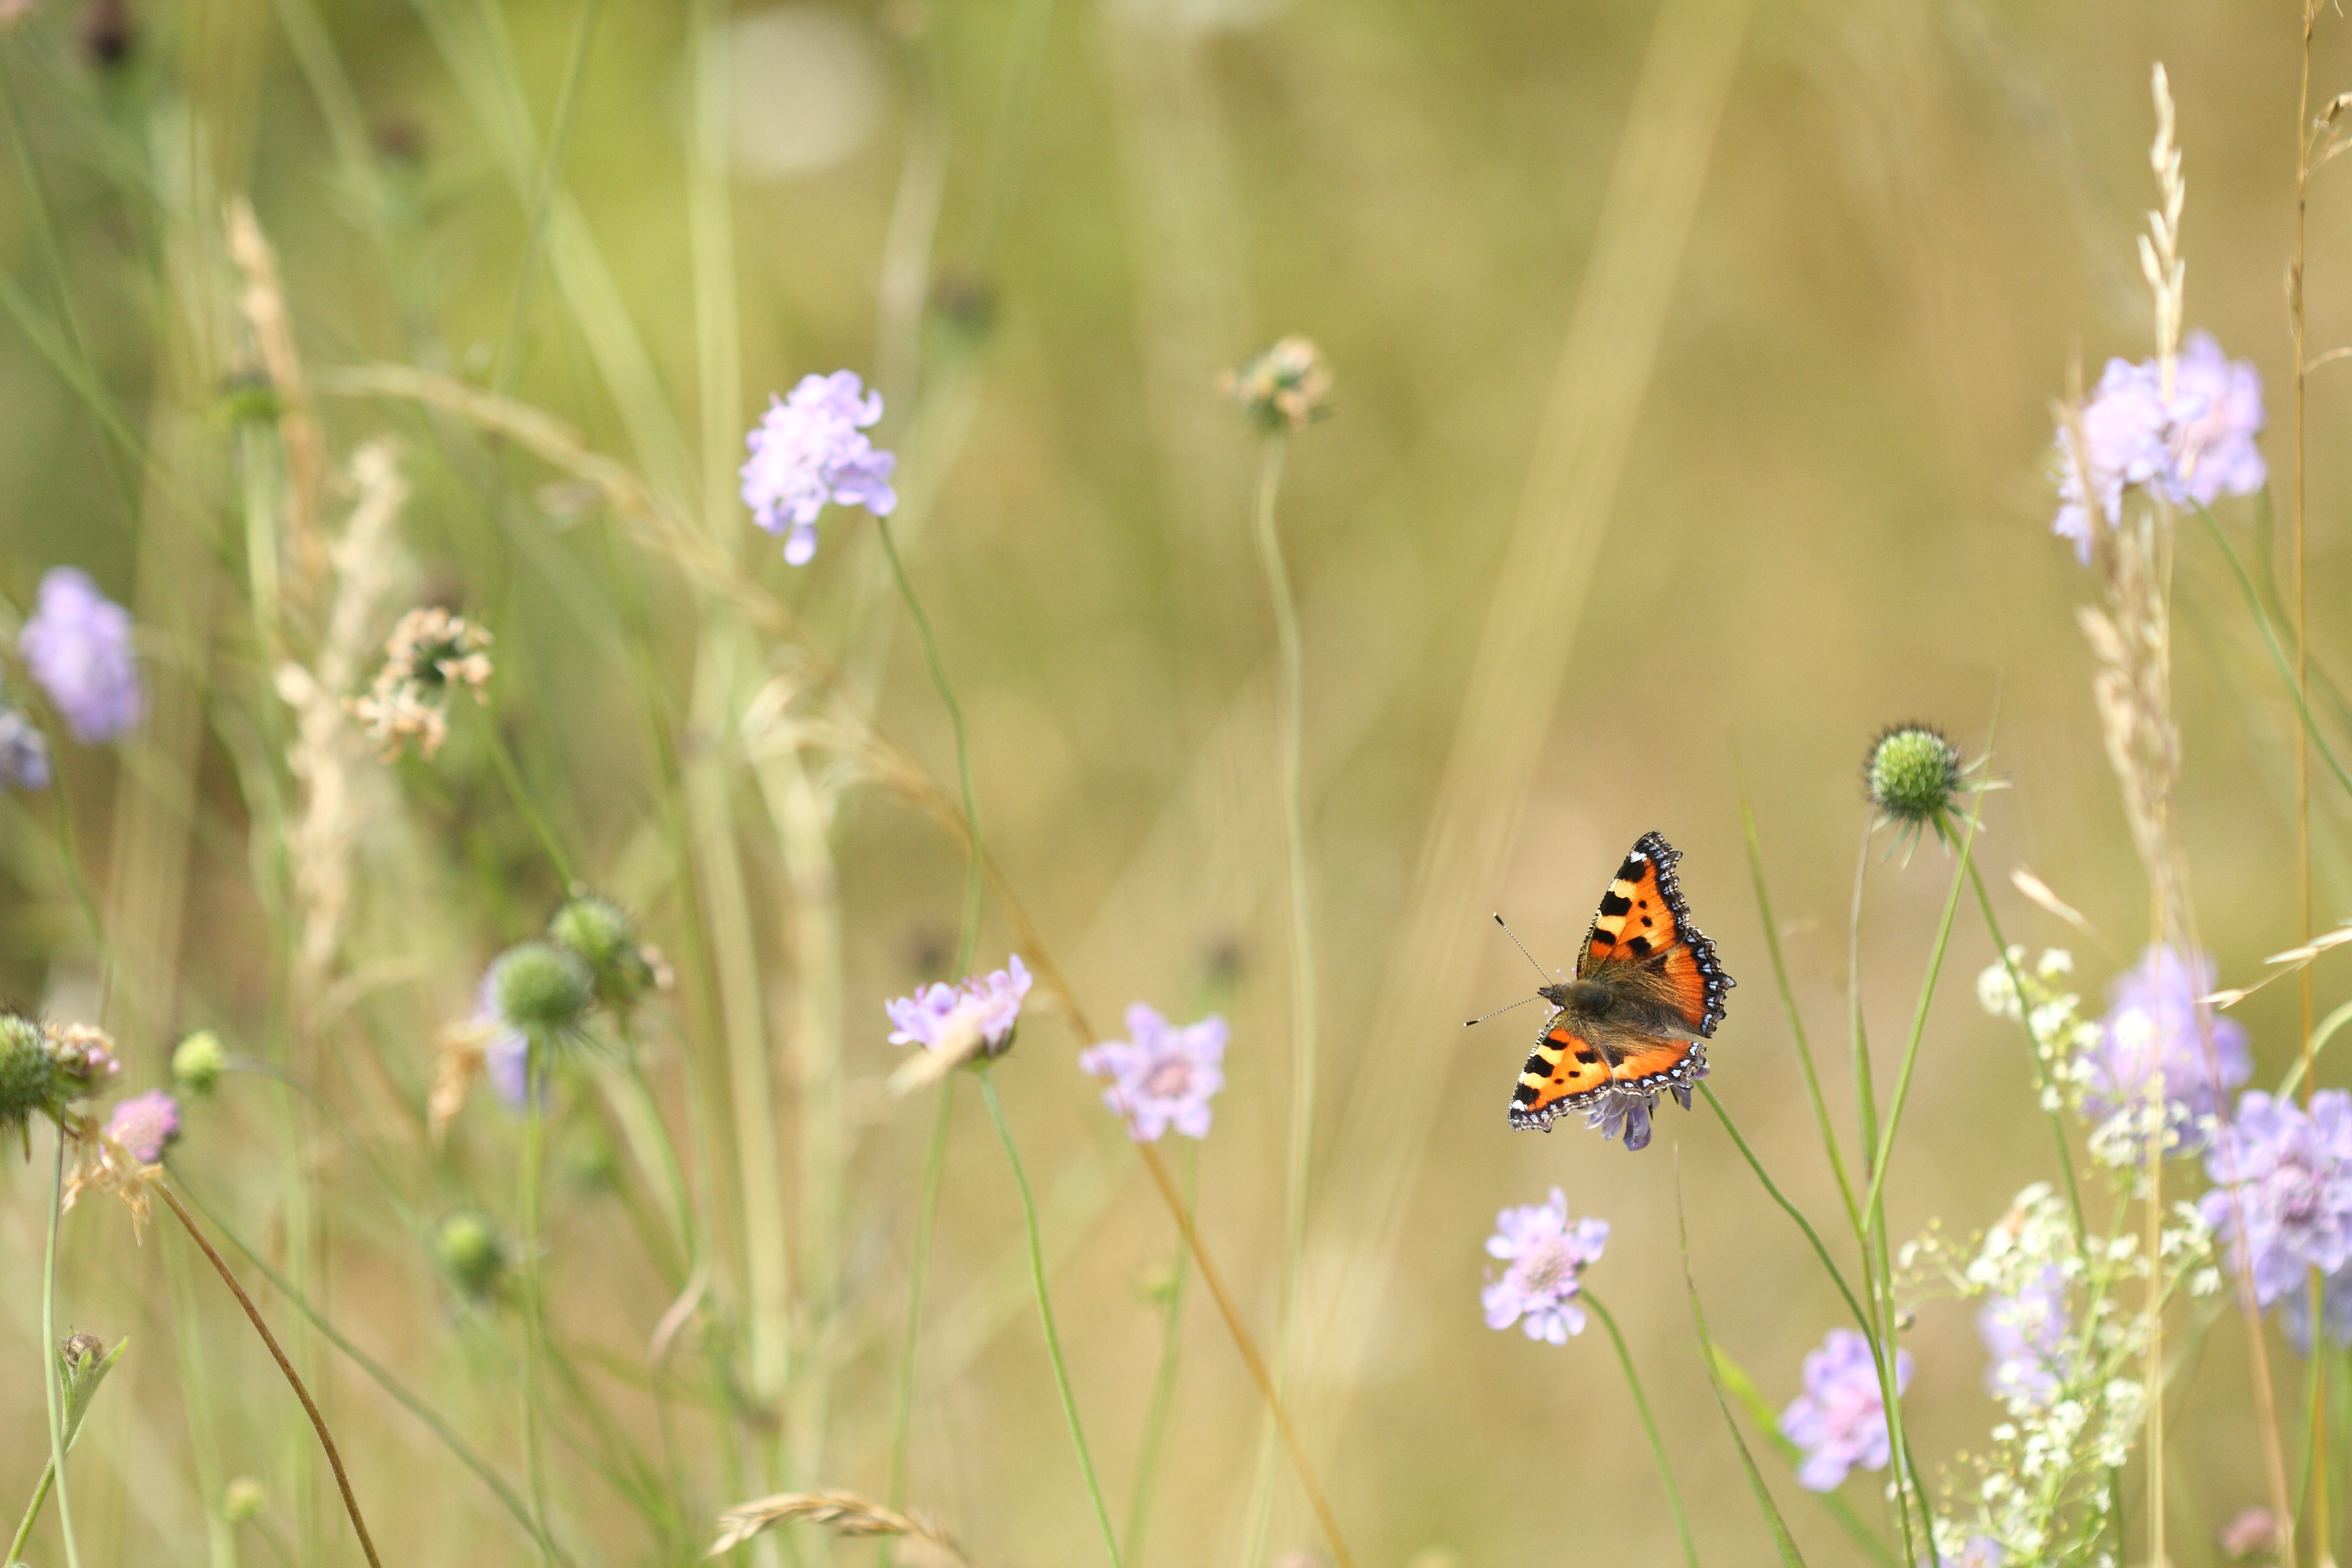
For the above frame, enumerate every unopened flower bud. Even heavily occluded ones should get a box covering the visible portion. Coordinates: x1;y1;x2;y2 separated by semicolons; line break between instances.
1223;337;1333;433
172;1030;227;1095
223;1477;267;1524
487;942;593;1040
549;896;659;1011
1;1014;52;1134
433;1210;507;1301
1866;724;1963;824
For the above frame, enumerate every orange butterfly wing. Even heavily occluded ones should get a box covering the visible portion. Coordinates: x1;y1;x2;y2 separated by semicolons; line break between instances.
1608;1035;1710;1097
1507;1021;1614;1130
1578;831;1732;1038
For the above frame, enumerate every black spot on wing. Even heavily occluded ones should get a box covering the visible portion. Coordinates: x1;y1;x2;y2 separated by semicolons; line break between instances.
1573;1047;1601;1064
1598;890;1633;918
1627;935;1653;957
1512;1082;1539;1105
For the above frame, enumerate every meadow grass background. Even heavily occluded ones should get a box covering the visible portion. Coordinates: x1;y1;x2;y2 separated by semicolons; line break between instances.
1;0;2348;1564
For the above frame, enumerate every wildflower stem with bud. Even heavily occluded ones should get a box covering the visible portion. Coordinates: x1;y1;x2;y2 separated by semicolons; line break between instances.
975;1067;1123;1568
40;1125;85;1568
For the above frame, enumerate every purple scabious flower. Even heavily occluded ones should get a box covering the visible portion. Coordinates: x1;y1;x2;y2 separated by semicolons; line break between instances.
1581;1063;1706;1154
1976;1264;2069;1408
886;955;1031;1056
104;1089;180;1163
1779;1327;1910;1492
1077;1003;1227;1142
19;568;142;743
473;967;535;1112
1480;1188;1607;1344
2053;359;2172;564
740;370;898;566
2167;330;2267;505
2198;1089;2352;1308
0;705;49;789
2078;946;2250;1150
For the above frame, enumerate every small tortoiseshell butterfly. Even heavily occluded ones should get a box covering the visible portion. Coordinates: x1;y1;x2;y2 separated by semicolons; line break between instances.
1508;831;1733;1135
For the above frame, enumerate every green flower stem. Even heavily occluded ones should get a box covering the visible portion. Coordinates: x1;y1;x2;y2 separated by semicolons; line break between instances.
977;1068;1123;1568
152;1181;382;1568
471;701;577;889
518;1045;558;1566
2192;500;2352;803
1736;780;1859;1229
1965;862;2088;1237
875;515;983;975
1699;1087;1870;1338
1244;433;1321;1568
1584;1290;1698;1568
884;1079;957;1530
161;1224;239;1568
1676;1177;1805;1567
174;1177;573;1568
41;1120;82;1568
1122;1142;1196;1568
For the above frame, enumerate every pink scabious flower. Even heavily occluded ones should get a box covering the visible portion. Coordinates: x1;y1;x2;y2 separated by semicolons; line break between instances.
1077;1004;1227;1142
105;1089;180;1163
740;370;898;566
1480;1188;1607;1345
2199;1089;2352;1309
2168;330;2267;504
885;956;1033;1091
19;567;143;742
1779;1327;1910;1492
2051;334;2267;563
2078;944;2250;1151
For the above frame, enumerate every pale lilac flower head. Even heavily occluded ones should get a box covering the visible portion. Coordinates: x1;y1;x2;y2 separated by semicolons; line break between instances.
1077;1003;1226;1142
0;706;49;789
105;1089;180;1163
1779;1327;1910;1492
885;956;1033;1089
740;370;898;566
2167;331;2267;505
2053;359;2172;564
1976;1264;2069;1408
2198;1089;2352;1307
1480;1188;1606;1345
19;567;142;742
2078;945;2250;1149
473;967;534;1112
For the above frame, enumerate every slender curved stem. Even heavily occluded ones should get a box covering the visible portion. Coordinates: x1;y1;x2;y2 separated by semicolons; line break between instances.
1965;866;2086;1238
1699;1086;1870;1339
876;514;983;974
1585;1290;1697;1568
1123;1142;1195;1568
976;1068;1123;1568
884;1079;956;1532
518;1044;558;1565
472;701;577;889
1245;433;1319;1567
155;1181;382;1568
41;1122;83;1568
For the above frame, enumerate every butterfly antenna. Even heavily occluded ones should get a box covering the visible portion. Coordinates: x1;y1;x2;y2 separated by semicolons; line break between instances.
1463;995;1539;1028
1492;913;1550;983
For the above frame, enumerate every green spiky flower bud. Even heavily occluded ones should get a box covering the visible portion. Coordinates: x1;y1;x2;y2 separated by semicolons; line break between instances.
487;941;593;1040
223;1478;267;1524
548;895;658;1011
1866;724;1964;823
172;1030;228;1096
0;1014;53;1135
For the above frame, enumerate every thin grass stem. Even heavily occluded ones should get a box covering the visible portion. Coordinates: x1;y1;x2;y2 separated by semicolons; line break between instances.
1736;779;1858;1227
1123;1142;1195;1568
885;1079;956;1530
1675;1168;1806;1567
1244;431;1319;1568
39;1123;82;1568
1585;1290;1699;1568
976;1068;1123;1568
173;1176;574;1568
154;1181;382;1568
519;1045;559;1566
471;700;577;889
1699;1085;1871;1337
1964;866;2087;1236
875;515;983;973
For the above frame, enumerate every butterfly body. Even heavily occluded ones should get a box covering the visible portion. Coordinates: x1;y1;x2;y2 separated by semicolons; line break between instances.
1508;831;1732;1133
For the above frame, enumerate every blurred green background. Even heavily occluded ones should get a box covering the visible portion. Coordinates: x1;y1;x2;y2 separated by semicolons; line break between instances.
1;0;2348;1564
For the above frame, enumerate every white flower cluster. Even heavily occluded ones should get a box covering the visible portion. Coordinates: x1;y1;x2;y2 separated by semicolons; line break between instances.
1906;1177;2215;1562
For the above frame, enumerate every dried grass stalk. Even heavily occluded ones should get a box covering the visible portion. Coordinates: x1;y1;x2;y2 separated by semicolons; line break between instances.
226;197;329;610
707;1491;965;1566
